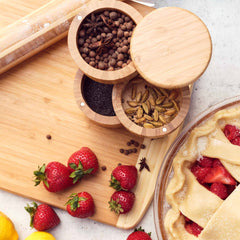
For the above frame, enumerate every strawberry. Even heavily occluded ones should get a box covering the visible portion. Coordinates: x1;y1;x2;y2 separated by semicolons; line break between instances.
34;162;74;192
25;202;60;231
191;164;211;184
210;182;228;199
204;165;237;185
68;147;99;183
198;156;213;168
224;124;240;142
127;227;152;240
110;165;137;191
109;190;135;214
185;221;203;237
66;192;95;218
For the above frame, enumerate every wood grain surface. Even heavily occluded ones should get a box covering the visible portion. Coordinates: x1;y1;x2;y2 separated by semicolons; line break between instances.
0;0;185;229
130;7;212;89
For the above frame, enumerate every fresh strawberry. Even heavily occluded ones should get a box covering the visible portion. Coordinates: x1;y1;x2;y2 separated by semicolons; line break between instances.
212;159;223;168
25;202;60;231
191;164;211;184
34;162;74;192
198;156;213;168
185;221;203;237
127;227;152;240
224;124;240;142
68;147;99;183
204;165;236;185
110;165;138;191
109;190;135;214
231;137;240;146
66;192;95;218
210;182;228;199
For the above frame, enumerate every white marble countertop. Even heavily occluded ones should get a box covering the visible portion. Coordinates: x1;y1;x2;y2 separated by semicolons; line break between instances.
1;0;240;239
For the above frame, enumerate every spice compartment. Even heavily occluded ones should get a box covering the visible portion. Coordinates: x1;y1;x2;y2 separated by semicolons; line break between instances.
74;69;121;128
112;77;191;138
68;0;143;84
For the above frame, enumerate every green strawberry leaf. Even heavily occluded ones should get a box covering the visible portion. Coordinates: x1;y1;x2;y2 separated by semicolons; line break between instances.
24;202;38;228
108;199;123;214
33;164;49;188
109;175;122;191
65;193;86;211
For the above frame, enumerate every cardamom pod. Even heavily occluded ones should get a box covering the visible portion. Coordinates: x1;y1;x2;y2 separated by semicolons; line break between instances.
146;100;151;111
172;100;180;112
149;97;155;106
153;109;159;121
144;114;153;121
162;102;173;108
151;121;163;127
131;84;137;100
143;123;154;128
141;89;149;103
155;106;166;112
169;90;178;100
159;115;167;124
136;92;142;103
127;101;139;107
148;87;158;100
165;108;176;116
125;108;137;115
159;88;169;97
142;102;149;114
155;96;165;105
153;87;162;97
135;117;146;124
136;107;143;119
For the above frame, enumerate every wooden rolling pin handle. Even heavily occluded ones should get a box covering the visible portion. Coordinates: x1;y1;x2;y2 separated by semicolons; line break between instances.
0;0;92;75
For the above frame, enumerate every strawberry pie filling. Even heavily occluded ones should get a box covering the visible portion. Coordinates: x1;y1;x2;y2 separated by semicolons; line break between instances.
183;124;240;237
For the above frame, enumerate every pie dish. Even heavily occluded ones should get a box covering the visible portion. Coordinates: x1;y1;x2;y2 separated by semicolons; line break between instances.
154;96;240;240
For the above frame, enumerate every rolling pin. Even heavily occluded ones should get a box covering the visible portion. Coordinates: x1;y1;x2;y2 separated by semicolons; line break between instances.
0;0;93;75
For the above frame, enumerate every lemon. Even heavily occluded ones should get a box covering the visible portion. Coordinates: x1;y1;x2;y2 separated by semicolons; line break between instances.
0;211;18;240
25;231;56;240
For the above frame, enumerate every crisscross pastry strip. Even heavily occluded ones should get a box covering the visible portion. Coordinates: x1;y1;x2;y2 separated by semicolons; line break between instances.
165;105;240;240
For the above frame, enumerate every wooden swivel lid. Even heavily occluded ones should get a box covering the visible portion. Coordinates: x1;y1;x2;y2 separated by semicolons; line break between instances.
130;7;212;89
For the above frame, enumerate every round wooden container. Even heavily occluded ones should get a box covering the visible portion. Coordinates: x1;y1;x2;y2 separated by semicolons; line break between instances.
112;76;191;138
130;7;212;89
68;0;143;84
74;70;121;128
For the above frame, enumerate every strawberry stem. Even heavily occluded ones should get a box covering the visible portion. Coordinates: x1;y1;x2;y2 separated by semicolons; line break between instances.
65;193;86;211
33;164;49;188
69;161;93;184
109;175;122;191
108;199;123;214
24;202;38;228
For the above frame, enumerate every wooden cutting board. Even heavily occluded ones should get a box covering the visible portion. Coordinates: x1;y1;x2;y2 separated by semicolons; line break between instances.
0;0;183;229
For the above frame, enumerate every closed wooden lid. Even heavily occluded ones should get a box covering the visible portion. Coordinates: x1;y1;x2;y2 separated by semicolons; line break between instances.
130;7;212;89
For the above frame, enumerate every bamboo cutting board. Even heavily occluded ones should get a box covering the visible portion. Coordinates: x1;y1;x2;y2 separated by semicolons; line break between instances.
0;0;184;229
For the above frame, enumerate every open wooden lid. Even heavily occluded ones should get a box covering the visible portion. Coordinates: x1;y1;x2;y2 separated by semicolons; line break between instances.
130;7;212;89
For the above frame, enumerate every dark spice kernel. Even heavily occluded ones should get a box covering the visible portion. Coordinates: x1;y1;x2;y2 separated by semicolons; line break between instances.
124;150;129;155
127;141;131;146
140;144;146;149
83;76;115;116
134;141;139;147
77;9;136;71
133;148;137;153
46;134;52;140
120;148;124;153
101;165;107;171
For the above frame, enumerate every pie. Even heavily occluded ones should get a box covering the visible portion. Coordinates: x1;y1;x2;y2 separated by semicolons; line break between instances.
165;105;240;240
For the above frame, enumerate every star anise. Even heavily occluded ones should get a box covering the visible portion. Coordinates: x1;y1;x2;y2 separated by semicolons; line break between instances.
139;157;150;172
100;14;115;29
83;13;104;34
89;36;114;55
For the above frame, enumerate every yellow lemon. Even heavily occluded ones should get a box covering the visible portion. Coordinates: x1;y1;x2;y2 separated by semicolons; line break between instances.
25;231;56;240
0;211;18;240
